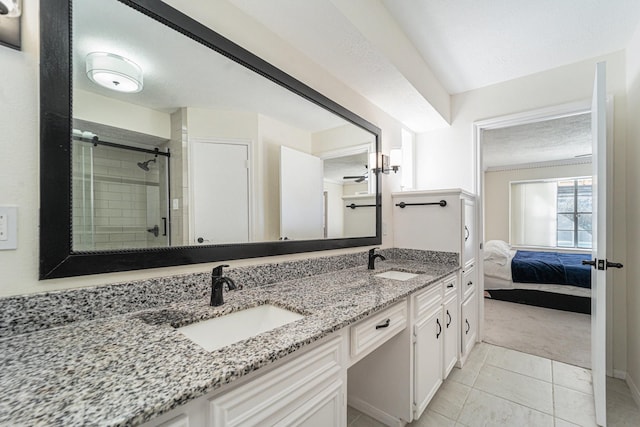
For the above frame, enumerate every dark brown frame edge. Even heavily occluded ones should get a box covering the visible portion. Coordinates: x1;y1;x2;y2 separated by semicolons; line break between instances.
39;0;382;279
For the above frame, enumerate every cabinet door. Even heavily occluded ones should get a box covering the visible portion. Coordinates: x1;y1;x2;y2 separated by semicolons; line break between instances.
209;336;344;426
463;198;475;265
461;291;478;358
276;379;345;427
413;307;443;419
442;294;459;379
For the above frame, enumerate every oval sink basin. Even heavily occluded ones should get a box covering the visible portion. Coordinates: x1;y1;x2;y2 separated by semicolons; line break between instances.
374;270;418;281
177;304;304;352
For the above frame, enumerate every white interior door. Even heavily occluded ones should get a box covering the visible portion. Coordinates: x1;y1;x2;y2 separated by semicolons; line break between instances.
590;61;609;426
280;146;323;240
191;140;250;244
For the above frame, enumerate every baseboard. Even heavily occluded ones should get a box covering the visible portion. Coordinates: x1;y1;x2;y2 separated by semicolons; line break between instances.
347;395;403;427
613;369;627;380
627;373;640;409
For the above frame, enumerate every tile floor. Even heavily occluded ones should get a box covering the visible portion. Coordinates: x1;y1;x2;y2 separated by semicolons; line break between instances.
348;342;640;427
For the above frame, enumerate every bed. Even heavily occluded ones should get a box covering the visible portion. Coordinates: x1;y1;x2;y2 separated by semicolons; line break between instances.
483;240;592;314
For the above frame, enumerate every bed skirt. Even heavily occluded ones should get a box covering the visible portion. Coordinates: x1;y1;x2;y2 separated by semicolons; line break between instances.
485;289;591;314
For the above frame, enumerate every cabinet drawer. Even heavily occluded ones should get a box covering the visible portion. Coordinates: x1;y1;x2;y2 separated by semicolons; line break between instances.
413;283;443;320
443;274;458;299
462;264;476;301
350;300;407;361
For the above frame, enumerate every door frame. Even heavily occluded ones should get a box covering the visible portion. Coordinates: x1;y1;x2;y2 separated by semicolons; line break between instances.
188;137;255;244
473;99;614;376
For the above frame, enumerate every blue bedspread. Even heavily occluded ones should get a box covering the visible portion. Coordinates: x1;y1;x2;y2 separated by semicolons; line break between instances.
511;250;592;289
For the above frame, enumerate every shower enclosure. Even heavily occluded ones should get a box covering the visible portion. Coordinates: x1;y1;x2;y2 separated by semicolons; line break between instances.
72;133;171;251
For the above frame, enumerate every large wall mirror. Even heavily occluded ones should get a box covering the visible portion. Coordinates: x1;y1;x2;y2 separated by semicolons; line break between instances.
40;0;381;279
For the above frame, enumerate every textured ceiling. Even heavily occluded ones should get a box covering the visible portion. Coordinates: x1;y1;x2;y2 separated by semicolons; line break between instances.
227;0;449;132
381;0;640;94
73;0;348;133
229;0;640;130
482;113;592;169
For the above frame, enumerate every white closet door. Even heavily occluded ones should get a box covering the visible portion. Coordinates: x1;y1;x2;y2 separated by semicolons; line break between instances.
191;141;250;244
280;146;323;240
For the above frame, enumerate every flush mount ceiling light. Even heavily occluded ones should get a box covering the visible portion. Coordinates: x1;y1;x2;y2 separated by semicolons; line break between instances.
0;0;21;17
86;52;143;93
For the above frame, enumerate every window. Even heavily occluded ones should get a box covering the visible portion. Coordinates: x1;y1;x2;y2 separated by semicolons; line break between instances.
400;128;414;190
510;177;592;249
557;178;592;249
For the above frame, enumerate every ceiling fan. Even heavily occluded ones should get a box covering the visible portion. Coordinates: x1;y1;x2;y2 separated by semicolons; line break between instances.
343;164;368;182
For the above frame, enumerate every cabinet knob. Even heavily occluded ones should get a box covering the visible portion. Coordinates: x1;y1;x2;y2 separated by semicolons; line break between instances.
467;281;473;287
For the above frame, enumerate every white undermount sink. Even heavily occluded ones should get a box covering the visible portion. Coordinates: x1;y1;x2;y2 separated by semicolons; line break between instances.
177;304;304;352
374;270;419;281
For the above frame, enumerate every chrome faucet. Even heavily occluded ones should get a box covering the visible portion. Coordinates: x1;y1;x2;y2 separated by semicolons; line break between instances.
210;264;239;306
368;248;386;270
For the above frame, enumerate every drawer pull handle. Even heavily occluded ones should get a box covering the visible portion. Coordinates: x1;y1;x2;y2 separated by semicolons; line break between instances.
375;319;391;329
446;310;452;328
465;319;470;334
436;318;442;338
467;281;473;287
446;283;454;288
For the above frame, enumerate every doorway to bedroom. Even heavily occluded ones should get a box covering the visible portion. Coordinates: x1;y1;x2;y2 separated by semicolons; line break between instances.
476;104;593;369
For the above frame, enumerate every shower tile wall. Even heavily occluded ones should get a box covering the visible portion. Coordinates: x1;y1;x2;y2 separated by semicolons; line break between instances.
169;109;189;246
72;142;166;250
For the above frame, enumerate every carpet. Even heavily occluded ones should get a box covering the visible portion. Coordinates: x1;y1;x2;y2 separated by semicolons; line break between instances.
483;297;591;368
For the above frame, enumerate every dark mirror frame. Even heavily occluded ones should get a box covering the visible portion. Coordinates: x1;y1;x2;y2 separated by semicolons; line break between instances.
39;0;382;279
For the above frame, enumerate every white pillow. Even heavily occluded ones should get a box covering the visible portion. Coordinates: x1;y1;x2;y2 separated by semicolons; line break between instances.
483;240;511;265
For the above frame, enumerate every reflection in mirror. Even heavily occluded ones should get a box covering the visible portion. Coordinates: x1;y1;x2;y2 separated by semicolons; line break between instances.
39;0;380;278
71;0;377;251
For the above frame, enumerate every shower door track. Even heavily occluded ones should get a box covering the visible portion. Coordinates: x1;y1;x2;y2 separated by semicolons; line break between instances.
73;135;171;158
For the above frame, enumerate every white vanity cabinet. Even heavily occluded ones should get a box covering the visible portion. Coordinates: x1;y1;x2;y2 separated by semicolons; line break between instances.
392;189;478;366
347;275;459;424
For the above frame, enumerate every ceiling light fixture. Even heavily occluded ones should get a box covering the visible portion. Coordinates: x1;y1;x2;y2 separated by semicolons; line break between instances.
0;0;21;50
86;52;143;93
0;0;21;17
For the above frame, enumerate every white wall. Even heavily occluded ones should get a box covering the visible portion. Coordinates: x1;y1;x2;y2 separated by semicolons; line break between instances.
625;22;640;399
74;89;171;139
0;0;405;297
484;163;592;242
415;51;628;376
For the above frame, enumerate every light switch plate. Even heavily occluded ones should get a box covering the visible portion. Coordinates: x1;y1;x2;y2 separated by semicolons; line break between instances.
0;206;17;250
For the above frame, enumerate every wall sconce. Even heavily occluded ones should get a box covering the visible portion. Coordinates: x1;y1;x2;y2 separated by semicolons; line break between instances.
369;149;401;174
0;0;22;50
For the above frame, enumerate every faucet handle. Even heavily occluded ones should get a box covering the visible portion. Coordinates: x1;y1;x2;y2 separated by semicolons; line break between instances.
212;264;230;277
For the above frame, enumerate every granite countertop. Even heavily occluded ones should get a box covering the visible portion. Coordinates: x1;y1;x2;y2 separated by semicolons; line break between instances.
0;259;458;426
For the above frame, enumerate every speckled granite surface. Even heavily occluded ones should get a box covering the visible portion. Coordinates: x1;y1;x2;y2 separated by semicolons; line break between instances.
0;249;456;339
0;251;458;426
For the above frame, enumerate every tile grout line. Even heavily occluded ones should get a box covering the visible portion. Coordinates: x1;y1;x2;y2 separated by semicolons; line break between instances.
551;360;557;425
473;346;556;418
